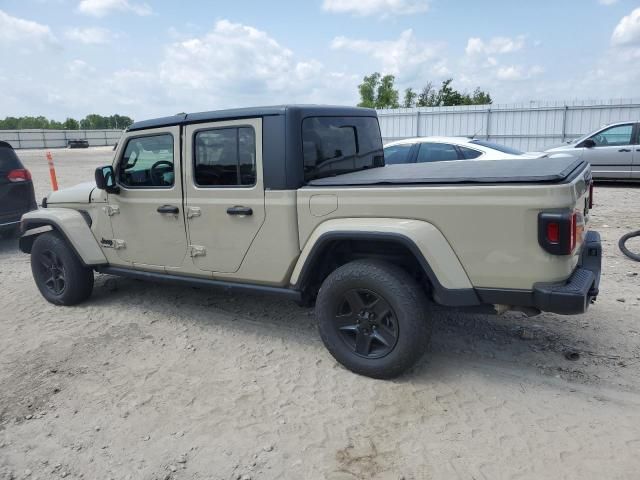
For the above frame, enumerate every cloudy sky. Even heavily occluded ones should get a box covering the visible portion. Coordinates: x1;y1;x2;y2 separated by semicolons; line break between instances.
1;0;640;121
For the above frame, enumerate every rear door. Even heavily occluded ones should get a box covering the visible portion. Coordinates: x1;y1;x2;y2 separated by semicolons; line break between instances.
581;123;634;179
183;118;266;274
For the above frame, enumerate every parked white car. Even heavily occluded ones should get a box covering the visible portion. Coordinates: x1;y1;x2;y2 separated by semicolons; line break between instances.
384;137;543;165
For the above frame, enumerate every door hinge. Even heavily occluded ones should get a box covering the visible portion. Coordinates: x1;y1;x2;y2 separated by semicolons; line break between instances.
100;238;126;249
189;245;206;257
103;205;120;216
187;206;202;219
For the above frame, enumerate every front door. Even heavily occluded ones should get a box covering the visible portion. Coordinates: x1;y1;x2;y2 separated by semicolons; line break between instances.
183;118;265;274
581;123;635;179
107;126;188;268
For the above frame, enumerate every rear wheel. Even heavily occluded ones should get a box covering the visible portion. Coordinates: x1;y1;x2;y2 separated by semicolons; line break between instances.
31;232;94;305
316;260;432;379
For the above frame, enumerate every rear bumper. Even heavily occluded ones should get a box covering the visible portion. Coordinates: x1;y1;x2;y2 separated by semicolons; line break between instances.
476;231;602;315
532;231;601;314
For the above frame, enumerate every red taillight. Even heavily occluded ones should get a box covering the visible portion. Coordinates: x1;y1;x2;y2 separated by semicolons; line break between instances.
7;168;32;182
547;223;560;243
539;210;580;255
589;182;594;209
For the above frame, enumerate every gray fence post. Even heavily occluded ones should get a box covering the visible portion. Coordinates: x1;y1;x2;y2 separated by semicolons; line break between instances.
561;105;569;143
42;130;47;149
17;131;22;149
485;108;491;140
416;111;421;137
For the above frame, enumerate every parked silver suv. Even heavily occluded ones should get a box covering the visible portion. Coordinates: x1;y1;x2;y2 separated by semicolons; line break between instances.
545;121;639;180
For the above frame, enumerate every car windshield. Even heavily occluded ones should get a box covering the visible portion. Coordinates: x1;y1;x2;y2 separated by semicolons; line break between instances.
469;139;524;155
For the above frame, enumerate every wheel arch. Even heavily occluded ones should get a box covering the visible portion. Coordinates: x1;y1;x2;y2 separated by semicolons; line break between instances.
292;219;480;307
19;208;107;266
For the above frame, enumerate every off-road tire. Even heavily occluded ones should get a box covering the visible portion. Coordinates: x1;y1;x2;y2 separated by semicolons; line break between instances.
316;259;432;379
31;231;94;305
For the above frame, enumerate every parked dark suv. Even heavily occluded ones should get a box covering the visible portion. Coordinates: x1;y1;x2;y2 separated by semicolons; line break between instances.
0;141;37;237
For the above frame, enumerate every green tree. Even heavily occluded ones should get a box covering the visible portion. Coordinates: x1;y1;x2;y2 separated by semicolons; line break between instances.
376;74;400;109
417;82;436;107
357;72;381;108
358;72;399;109
402;88;417;108
358;74;493;109
63;118;80;130
471;87;492;105
0;114;134;130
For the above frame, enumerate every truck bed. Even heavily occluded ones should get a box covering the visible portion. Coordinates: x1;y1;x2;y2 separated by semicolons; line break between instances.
308;157;586;186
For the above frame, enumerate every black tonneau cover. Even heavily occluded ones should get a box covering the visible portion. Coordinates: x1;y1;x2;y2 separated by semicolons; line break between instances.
308;157;587;187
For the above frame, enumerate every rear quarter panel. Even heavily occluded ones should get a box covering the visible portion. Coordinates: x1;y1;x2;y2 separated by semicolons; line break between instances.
297;173;590;291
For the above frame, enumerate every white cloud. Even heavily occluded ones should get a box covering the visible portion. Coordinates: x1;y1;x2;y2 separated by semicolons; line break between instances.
495;65;543;81
77;0;152;17
332;29;442;81
65;27;114;44
611;8;640;46
160;20;316;95
67;59;96;75
466;36;525;56
322;0;429;17
0;10;57;50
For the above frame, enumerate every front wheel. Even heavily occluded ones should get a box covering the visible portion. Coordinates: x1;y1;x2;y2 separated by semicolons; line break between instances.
316;260;432;379
31;231;94;305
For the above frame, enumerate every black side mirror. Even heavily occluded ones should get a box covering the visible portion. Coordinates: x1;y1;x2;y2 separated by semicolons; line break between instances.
582;139;596;149
95;165;119;194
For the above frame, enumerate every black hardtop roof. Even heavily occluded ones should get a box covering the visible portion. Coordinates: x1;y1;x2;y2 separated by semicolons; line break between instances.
128;105;377;132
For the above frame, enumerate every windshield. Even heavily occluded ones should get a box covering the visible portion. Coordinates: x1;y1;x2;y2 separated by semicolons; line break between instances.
469;139;524;155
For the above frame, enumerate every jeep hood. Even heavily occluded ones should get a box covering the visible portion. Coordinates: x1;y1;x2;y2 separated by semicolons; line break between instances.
47;181;96;204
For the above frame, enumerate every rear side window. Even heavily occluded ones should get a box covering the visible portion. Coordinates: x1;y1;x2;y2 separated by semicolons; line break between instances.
302;116;384;182
194;127;256;187
458;146;483;159
469;139;524;155
384;144;413;164
416;143;460;163
0;142;23;171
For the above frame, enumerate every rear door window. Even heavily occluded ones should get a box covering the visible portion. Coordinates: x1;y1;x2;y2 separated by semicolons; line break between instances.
194;126;256;186
384;144;413;164
416;143;460;163
302;116;384;182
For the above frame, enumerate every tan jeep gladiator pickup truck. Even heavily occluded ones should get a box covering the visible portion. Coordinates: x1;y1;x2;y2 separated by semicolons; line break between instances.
19;105;601;378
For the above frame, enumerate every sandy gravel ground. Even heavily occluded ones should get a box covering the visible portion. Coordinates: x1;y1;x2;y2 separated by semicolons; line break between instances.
1;148;640;480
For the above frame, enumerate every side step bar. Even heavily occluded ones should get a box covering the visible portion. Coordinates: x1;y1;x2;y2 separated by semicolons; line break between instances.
96;266;302;302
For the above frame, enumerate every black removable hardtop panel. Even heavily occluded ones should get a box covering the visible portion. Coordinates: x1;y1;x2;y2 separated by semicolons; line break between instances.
127;105;376;131
126;105;379;191
308;157;588;187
